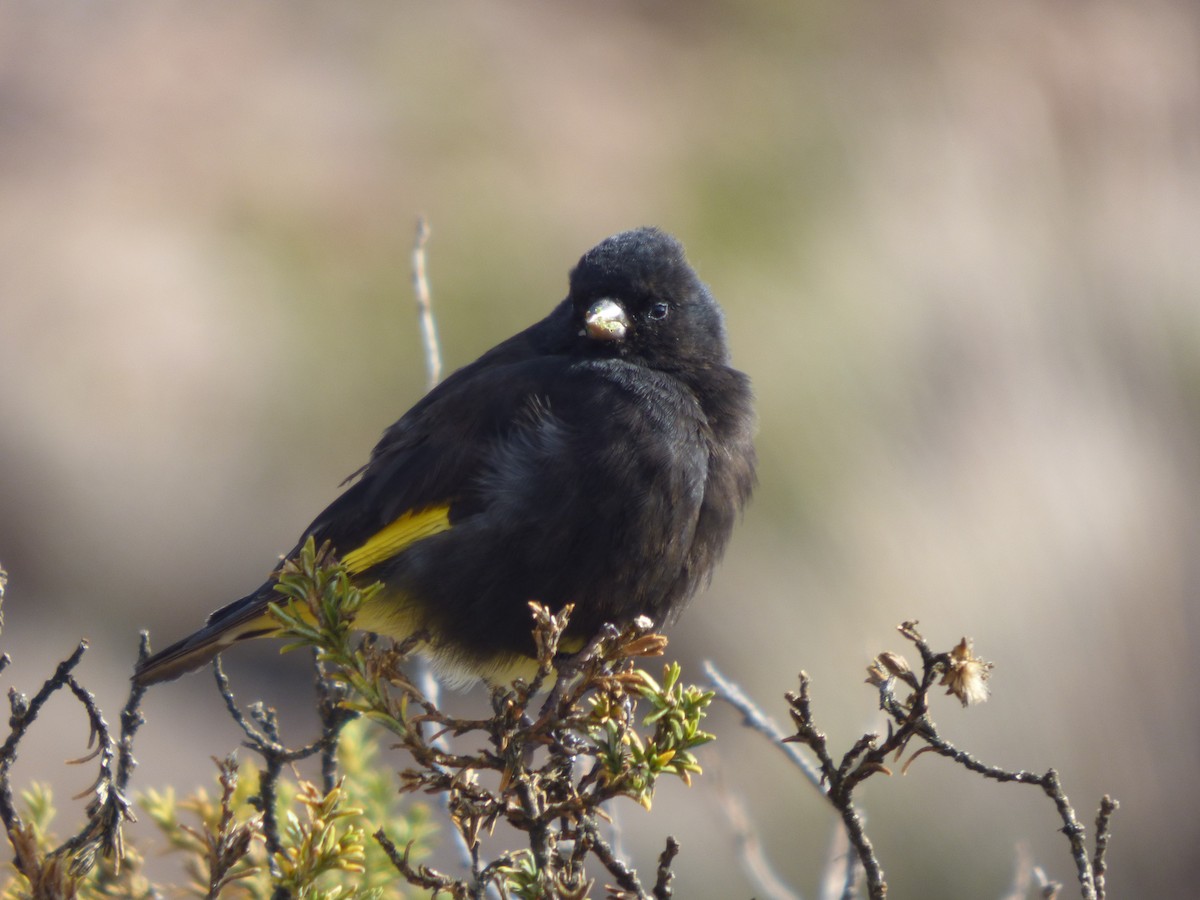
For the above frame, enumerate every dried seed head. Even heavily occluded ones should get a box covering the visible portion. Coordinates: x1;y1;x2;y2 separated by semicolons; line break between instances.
940;637;993;707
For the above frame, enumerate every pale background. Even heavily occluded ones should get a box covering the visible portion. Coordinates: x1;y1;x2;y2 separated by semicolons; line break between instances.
1;2;1197;897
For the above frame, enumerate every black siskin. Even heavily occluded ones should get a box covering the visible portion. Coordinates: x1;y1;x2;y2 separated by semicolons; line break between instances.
133;227;756;687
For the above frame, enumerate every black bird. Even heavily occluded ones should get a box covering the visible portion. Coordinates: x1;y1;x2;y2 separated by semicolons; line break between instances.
133;227;756;686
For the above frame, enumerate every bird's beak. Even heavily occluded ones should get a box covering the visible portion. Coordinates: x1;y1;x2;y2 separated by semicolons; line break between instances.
584;298;629;342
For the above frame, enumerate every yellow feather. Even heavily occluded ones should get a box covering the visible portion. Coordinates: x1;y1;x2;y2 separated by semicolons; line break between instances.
342;505;452;575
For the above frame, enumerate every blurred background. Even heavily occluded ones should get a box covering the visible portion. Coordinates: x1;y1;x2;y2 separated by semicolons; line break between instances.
1;1;1197;896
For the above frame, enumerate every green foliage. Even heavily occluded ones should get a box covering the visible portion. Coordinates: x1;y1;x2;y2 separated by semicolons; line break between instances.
266;539;711;897
0;784;155;900
133;723;434;899
0;547;710;898
2;727;433;900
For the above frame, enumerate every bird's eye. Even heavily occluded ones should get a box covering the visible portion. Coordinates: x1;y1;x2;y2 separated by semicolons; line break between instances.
648;302;670;321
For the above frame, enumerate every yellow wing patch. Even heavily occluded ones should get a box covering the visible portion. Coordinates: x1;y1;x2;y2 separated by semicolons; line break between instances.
342;504;452;575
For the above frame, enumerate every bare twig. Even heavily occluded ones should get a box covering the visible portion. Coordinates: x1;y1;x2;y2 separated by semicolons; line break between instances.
313;655;353;793
118;634;151;794
703;660;824;791
653;835;681;900
716;624;1117;900
411;216;442;391
210;656;343;864
186;755;259;898
1000;843;1034;900
713;777;801;900
584;818;647;899
1092;795;1117;900
1;639;139;881
375;828;461;896
1;641;90;812
817;820;858;900
780;671;885;898
407;220;488;883
1040;770;1094;900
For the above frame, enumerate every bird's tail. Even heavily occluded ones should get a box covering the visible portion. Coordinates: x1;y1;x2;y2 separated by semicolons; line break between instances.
132;590;278;686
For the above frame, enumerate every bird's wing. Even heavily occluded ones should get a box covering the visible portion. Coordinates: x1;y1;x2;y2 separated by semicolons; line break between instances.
299;355;577;564
131;353;578;686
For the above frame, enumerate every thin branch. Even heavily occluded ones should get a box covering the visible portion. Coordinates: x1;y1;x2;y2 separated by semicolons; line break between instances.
1041;770;1095;900
584;818;647;899
702;660;824;791
411;216;442;391
1092;795;1118;900
713;777;801;900
410;656;485;890
375;828;462;896
816;820;858;900
403;218;471;884
829;787;882;900
999;844;1030;900
313;655;353;794
0;639;139;881
118;634;151;793
653;835;681;900
0;642;90;829
210;656;342;864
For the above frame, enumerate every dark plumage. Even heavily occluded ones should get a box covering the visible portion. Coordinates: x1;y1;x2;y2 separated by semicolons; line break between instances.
133;227;756;686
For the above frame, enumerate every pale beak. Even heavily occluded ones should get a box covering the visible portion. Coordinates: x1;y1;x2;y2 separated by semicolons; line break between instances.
584;298;629;342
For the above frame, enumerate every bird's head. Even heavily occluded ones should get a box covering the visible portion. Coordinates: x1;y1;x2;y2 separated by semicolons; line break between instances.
566;228;730;369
